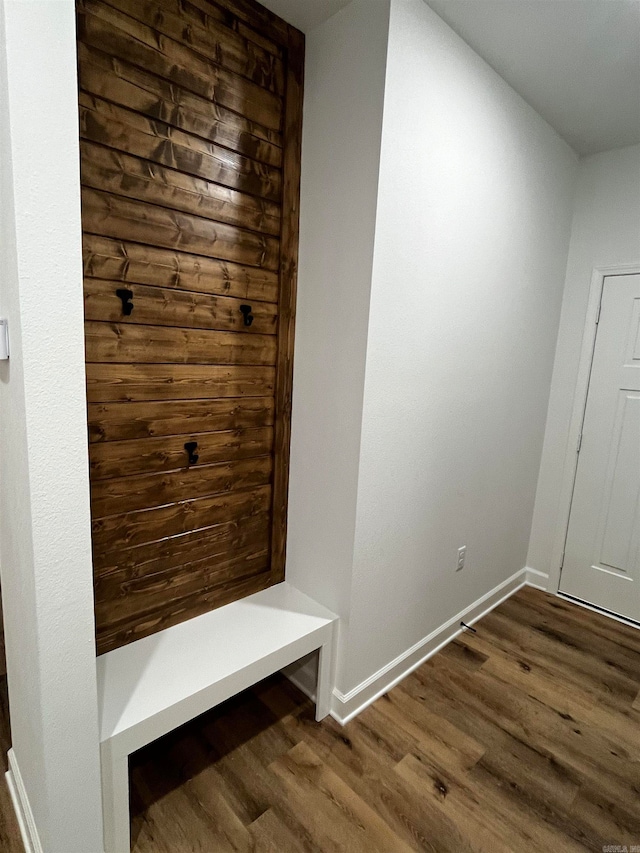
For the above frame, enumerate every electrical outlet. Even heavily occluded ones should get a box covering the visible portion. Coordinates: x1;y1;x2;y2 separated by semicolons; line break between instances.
456;545;466;572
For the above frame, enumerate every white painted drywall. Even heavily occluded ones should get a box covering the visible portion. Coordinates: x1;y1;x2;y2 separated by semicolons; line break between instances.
0;1;104;850
286;0;390;680
528;143;640;581
340;0;578;692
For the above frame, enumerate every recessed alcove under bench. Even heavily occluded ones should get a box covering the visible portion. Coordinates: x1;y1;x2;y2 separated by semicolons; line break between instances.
97;582;338;852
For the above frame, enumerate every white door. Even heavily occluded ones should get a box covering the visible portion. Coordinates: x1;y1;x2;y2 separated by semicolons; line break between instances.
560;273;640;622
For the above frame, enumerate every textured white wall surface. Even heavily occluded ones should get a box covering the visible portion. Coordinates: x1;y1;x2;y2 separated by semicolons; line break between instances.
0;1;104;850
341;0;577;692
286;0;391;674
528;143;640;579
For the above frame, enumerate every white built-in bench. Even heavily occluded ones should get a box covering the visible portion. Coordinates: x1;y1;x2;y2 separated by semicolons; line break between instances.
97;582;338;852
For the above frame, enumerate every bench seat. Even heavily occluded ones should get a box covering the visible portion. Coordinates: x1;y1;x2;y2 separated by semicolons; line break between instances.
97;582;338;852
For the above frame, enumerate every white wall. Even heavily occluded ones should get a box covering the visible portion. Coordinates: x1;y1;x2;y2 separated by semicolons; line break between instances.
0;2;104;850
528;143;640;582
286;0;390;675
341;0;578;694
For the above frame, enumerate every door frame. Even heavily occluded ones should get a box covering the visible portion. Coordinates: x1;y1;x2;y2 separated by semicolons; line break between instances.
548;262;640;596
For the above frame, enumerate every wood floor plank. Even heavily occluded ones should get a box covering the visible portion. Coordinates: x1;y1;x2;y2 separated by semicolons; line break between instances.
268;741;414;853
408;645;640;814
458;630;640;754
18;586;630;852
278;706;478;853
479;607;640;710
498;592;640;684
374;689;486;772
0;680;21;853
248;809;307;853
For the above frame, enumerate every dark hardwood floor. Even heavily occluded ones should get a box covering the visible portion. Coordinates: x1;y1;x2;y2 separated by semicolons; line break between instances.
0;676;22;853
1;586;639;851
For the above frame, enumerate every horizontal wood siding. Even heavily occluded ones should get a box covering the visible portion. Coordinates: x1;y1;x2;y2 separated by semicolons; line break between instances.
77;0;303;653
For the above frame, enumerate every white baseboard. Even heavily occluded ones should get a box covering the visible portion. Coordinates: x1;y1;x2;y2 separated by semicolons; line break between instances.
525;566;549;590
6;748;43;853
330;567;529;725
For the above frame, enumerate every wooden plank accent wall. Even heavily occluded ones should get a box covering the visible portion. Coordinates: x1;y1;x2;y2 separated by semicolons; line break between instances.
76;0;304;654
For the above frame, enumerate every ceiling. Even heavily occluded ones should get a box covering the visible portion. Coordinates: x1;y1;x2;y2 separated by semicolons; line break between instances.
424;1;640;155
261;0;640;157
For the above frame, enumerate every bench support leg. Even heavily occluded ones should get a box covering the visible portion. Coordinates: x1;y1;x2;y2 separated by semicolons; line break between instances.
315;636;334;721
101;741;130;853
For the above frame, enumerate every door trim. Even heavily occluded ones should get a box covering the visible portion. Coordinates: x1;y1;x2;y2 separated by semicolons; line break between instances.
548;262;640;595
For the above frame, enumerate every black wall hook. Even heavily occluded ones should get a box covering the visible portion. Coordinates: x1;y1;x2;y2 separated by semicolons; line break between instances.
239;304;254;327
116;288;134;316
184;441;199;465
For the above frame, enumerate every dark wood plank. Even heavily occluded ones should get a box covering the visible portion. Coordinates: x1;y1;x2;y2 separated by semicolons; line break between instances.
508;585;640;658
84;278;278;334
94;510;269;574
270;26;304;583
170;0;285;60
92;483;271;551
78;41;283;161
81;142;281;237
79;0;303;652
84;321;277;366
83;235;279;303
165;0;285;61
88;397;274;442
86;363;275;402
91;454;272;516
81;188;279;268
90;426;273;479
79;94;282;203
204;0;290;48
77;0;282;131
95;543;270;629
146;0;285;61
103;0;285;95
438;638;489;672
97;569;273;653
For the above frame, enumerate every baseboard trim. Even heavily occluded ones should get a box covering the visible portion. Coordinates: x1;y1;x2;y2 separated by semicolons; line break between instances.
6;748;43;853
525;566;549;590
330;567;529;725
